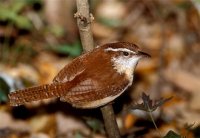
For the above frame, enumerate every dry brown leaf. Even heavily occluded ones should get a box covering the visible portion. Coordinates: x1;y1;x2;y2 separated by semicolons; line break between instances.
163;66;200;110
136;58;157;74
28;114;56;133
56;112;90;136
163;68;200;93
0;64;39;85
0;111;31;131
92;23;115;38
96;1;126;20
30;133;50;138
123;114;137;129
33;53;70;84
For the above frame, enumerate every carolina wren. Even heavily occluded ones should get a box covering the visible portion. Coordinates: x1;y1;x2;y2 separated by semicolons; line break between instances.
9;42;150;108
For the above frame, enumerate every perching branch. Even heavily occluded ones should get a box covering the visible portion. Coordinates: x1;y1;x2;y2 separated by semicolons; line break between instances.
101;104;121;138
75;0;94;51
75;0;121;138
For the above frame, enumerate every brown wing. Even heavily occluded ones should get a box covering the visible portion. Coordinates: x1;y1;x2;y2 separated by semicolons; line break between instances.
60;77;130;108
60;78;99;103
53;55;87;83
9;82;72;106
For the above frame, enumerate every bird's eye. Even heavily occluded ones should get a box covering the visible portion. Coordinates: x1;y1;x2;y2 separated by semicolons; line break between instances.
123;51;129;56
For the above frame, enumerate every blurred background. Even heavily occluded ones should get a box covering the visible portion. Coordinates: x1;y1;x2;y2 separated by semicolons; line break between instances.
0;0;200;137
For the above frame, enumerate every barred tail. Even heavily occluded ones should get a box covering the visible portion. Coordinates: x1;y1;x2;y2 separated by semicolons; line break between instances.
8;82;69;106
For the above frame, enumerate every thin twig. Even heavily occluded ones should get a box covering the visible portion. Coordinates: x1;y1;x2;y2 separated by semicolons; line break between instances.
75;0;121;137
147;104;162;137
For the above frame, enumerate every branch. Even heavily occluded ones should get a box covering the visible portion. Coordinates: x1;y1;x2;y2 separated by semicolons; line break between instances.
75;0;94;51
101;104;121;138
75;0;121;137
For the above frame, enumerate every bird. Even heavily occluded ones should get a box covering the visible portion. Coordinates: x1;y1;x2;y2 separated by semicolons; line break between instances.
8;42;150;108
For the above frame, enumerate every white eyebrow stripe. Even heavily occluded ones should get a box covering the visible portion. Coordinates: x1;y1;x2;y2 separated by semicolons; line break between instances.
104;47;136;54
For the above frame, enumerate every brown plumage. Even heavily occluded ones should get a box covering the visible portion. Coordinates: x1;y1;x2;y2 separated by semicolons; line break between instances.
9;82;71;106
8;42;149;108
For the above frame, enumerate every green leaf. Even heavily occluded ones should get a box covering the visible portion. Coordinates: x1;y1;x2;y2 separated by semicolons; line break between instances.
14;15;33;29
26;0;42;5
98;17;122;27
0;77;10;103
50;41;83;57
0;8;32;30
11;0;27;13
49;25;65;37
74;131;84;138
86;119;103;133
0;8;17;21
177;1;192;10
163;130;181;138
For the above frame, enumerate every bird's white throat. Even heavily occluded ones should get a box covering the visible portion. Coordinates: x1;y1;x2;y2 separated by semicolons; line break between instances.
111;56;140;79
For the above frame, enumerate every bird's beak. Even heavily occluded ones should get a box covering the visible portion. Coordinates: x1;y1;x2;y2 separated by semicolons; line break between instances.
137;51;151;58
